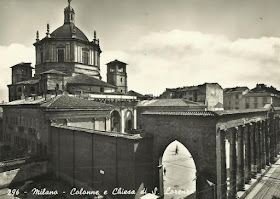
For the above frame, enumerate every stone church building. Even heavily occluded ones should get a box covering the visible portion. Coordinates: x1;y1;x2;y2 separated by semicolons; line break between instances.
8;0;128;102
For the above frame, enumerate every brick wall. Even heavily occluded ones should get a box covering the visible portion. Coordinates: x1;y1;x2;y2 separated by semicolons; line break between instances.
139;114;217;199
50;125;152;199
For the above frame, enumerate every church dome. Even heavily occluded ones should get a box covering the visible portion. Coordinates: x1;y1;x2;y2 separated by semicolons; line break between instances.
51;24;89;41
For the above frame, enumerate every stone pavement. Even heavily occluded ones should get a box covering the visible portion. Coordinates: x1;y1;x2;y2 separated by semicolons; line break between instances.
244;157;280;199
162;141;196;199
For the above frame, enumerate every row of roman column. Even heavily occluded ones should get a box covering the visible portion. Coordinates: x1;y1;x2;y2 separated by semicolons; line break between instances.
218;116;280;199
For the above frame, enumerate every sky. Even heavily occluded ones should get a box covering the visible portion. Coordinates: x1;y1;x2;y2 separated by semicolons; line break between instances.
1;0;280;101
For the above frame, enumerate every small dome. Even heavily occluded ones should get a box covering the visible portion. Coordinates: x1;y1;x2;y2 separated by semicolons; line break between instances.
51;24;89;41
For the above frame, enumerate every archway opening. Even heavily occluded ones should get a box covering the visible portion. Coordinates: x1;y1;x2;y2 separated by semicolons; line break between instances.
111;110;121;132
124;111;133;133
161;140;196;199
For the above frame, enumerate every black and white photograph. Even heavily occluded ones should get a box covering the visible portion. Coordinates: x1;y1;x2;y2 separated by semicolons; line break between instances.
1;0;280;198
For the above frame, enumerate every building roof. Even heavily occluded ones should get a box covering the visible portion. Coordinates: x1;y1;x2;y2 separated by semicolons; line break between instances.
41;95;114;109
66;74;117;88
213;108;269;116
11;62;34;69
106;59;127;65
51;24;88;42
15;78;40;85
127;90;145;98
142;110;215;116
224;86;249;93
250;84;280;96
143;108;272;117
2;96;49;106
138;99;205;107
40;69;67;75
2;95;113;110
164;83;222;93
51;124;145;140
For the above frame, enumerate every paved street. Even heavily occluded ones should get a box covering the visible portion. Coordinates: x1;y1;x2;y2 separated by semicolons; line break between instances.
162;141;196;199
246;157;280;199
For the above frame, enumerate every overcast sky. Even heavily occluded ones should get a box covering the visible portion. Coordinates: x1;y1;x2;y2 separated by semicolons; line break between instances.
1;0;280;101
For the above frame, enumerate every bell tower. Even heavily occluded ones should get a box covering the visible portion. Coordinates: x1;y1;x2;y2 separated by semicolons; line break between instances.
106;60;127;94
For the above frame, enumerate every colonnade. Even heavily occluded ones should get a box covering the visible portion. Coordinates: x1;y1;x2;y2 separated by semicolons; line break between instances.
217;114;280;199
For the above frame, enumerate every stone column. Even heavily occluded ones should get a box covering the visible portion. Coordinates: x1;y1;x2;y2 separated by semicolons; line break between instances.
237;125;245;191
250;123;257;178
276;117;279;154
269;116;275;164
256;121;261;173
265;119;270;166
121;109;125;133
229;127;237;199
274;117;278;158
261;121;266;169
217;129;227;199
244;123;251;184
133;109;137;129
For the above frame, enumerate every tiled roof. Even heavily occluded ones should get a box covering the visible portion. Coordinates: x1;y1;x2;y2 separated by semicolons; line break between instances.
40;69;66;75
138;99;205;107
2;95;114;110
2;96;50;106
51;124;144;140
15;79;40;85
142;111;215;116
251;84;280;96
106;59;127;65
165;83;222;92
66;74;117;88
11;62;34;69
224;87;249;93
41;95;114;109
214;108;269;115
127;90;145;98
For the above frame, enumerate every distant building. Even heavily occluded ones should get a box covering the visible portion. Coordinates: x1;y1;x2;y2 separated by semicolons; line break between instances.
1;95;114;156
159;83;223;111
223;87;249;110
224;84;280;110
243;84;280;109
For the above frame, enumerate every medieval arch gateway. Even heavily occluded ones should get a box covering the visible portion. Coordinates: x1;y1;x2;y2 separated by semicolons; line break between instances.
138;105;280;199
